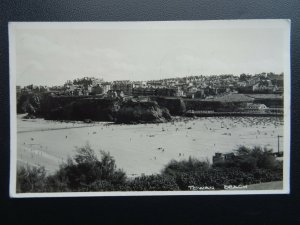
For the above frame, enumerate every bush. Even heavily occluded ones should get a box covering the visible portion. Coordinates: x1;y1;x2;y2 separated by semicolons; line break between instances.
17;144;128;193
17;165;47;193
235;146;281;171
238;156;258;172
213;146;282;172
172;167;282;190
129;174;179;191
162;157;210;176
49;144;127;191
161;146;283;190
16;145;283;193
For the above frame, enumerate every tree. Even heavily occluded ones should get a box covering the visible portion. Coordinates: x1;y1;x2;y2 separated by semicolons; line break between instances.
235;146;279;171
48;143;127;191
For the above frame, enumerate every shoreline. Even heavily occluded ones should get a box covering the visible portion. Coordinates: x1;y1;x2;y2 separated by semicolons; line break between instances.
17;114;283;134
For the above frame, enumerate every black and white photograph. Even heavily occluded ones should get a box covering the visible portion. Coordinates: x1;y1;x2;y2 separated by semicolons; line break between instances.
9;20;290;197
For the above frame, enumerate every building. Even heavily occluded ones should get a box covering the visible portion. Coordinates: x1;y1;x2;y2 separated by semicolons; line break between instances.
133;81;147;88
156;87;178;97
101;82;111;93
132;87;156;96
194;89;205;99
247;76;261;86
132;87;181;97
244;103;268;113
112;81;133;95
146;80;163;88
16;85;21;94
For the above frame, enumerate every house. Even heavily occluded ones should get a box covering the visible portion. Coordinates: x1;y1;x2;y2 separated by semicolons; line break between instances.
133;81;147;88
101;82;111;94
16;86;21;94
147;80;164;88
244;103;268;113
247;76;261;86
112;81;133;95
251;79;278;93
186;93;195;99
132;87;156;96
194;89;205;99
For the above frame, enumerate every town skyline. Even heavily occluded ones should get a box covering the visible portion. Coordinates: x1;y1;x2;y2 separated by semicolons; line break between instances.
17;72;283;88
10;20;290;87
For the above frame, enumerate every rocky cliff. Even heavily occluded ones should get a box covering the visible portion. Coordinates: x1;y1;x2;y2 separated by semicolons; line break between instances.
116;100;171;124
17;93;172;123
151;97;186;116
46;98;120;121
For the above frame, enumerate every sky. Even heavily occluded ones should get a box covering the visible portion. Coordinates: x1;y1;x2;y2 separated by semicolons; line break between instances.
10;20;290;87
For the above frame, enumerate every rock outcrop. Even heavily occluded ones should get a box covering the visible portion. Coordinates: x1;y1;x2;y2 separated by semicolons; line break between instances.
17;94;172;123
116;100;171;124
152;97;186;116
46;98;120;121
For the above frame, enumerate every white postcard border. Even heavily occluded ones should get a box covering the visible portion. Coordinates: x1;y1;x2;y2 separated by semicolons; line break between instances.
9;20;291;197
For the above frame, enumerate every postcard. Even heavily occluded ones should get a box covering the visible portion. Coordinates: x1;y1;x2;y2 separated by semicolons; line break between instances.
9;20;291;197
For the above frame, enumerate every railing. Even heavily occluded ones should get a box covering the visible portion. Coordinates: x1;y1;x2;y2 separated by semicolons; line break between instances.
185;111;283;117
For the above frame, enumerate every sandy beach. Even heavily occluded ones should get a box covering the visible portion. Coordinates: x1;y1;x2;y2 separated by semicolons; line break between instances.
16;115;284;176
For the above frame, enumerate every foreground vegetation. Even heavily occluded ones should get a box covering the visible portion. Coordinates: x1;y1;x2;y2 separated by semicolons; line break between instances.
17;144;283;193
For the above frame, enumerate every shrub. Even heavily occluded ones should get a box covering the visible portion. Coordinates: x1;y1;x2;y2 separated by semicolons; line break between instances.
235;146;280;171
86;180;114;192
50;144;127;191
213;146;282;172
237;156;257;172
45;158;74;192
129;174;179;191
160;148;283;190
162;157;210;176
17;165;47;193
172;167;282;190
24;144;128;193
16;145;283;193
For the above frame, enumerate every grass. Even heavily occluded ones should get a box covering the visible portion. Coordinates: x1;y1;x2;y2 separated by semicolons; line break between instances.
246;181;283;190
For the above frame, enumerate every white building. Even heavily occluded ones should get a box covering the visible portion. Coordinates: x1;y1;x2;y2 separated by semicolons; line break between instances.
245;103;268;113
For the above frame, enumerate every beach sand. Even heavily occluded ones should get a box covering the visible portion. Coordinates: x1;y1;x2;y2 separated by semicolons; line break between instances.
16;115;284;176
